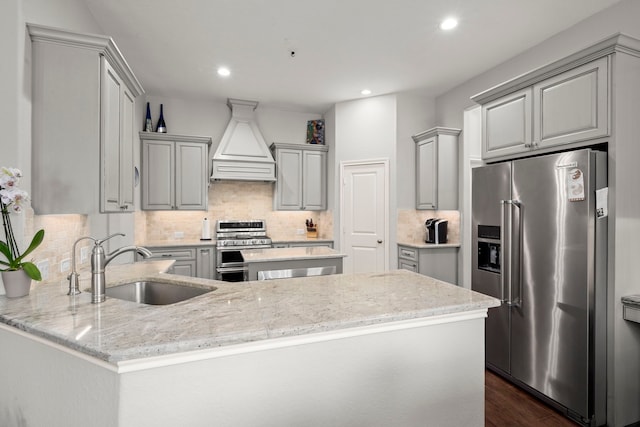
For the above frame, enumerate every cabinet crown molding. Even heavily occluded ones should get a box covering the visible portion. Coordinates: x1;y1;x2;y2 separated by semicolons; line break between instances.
139;132;212;145
270;142;328;152
471;32;640;105
412;127;461;143
27;23;144;97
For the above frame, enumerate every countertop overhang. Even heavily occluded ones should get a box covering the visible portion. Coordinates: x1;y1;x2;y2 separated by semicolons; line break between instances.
0;262;499;365
241;246;346;263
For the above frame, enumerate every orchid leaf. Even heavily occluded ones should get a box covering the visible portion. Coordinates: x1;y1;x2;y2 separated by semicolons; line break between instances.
14;229;45;265
0;240;12;262
22;261;42;281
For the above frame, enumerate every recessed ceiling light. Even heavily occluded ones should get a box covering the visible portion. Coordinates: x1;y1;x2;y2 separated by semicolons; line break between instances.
361;89;372;95
217;67;231;77
439;17;458;31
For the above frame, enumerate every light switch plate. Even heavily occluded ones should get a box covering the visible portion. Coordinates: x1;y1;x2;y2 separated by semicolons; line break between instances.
60;258;71;273
174;231;184;239
80;246;89;263
36;259;49;280
296;229;305;235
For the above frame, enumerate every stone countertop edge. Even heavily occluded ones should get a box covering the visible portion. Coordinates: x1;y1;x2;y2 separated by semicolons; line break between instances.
398;241;461;249
241;246;346;263
622;295;640;308
0;265;499;365
140;238;335;248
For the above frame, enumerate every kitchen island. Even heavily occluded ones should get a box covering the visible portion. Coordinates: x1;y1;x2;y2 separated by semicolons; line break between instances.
0;261;499;427
241;246;346;280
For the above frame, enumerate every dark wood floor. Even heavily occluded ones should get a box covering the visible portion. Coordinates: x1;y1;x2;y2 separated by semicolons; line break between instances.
486;370;579;427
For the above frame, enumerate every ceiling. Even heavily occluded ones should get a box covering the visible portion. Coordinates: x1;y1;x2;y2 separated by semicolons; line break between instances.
83;0;622;113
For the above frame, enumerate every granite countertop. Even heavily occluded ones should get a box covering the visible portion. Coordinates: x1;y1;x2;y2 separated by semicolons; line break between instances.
398;240;461;249
0;263;499;364
241;246;346;263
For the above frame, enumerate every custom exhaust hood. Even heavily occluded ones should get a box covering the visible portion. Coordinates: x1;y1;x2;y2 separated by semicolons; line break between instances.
211;98;276;181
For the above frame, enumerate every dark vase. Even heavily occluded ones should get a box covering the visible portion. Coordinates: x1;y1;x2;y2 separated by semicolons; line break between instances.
156;104;167;133
145;102;153;132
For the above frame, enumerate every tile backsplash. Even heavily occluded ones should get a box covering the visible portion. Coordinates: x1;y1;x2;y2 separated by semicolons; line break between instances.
138;181;333;243
397;209;460;244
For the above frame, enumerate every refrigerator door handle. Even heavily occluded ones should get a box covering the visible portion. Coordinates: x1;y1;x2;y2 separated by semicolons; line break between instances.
500;200;509;304
505;200;522;308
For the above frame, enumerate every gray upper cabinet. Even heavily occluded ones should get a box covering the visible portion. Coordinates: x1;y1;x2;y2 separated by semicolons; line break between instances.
473;52;610;162
483;88;533;159
412;127;461;210
271;143;328;211
102;58;136;212
533;57;608;149
141;133;211;210
29;24;144;214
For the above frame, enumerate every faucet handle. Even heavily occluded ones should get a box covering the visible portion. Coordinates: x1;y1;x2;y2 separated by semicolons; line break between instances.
96;233;125;246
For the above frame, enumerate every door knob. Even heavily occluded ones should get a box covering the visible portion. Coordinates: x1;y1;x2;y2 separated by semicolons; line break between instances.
377;240;383;244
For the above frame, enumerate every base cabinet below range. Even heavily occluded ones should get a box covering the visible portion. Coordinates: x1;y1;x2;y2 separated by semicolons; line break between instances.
137;245;215;279
397;244;458;285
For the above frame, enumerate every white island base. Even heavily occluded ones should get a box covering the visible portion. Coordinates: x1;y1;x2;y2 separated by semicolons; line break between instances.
0;310;486;427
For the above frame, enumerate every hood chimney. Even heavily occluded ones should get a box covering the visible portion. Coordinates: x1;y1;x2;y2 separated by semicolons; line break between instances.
210;99;275;181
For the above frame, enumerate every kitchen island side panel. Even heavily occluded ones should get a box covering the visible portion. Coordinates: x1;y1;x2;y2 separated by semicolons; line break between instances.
118;314;486;427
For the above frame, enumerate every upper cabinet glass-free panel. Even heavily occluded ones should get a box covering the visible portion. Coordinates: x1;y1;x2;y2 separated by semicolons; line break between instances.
534;57;608;148
28;23;144;214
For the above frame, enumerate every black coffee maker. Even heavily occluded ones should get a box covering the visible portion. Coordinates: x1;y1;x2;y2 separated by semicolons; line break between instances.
425;218;448;244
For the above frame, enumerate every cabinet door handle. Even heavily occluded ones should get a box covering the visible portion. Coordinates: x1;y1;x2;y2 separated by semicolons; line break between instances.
377;240;383;244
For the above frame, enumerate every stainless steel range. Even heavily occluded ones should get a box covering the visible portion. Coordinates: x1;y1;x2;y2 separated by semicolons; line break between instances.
215;219;272;281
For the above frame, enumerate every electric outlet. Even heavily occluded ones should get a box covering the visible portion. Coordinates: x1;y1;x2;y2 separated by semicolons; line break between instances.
60;258;71;273
80;246;89;263
36;259;49;280
174;231;184;239
296;228;305;235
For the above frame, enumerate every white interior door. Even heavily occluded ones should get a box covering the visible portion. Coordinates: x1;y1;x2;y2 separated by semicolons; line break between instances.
340;160;388;274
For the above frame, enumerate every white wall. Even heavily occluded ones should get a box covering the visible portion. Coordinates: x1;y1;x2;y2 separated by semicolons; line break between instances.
436;1;640;424
332;95;397;256
396;93;435;209
144;95;322;152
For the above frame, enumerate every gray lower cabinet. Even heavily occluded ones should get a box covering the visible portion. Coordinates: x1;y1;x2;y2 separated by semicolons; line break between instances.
397;244;458;285
474;56;609;161
141;133;212;210
271;143;328;211
138;245;215;279
412;127;461;210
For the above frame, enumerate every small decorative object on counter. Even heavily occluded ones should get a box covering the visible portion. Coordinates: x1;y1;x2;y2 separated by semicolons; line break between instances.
306;119;324;145
305;218;318;238
156;103;167;133
144;102;153;132
0;167;45;297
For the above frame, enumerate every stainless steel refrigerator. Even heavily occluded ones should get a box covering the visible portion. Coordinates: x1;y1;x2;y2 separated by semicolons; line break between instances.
472;148;607;426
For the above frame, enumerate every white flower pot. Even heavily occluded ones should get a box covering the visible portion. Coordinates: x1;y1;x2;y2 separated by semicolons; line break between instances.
1;270;32;298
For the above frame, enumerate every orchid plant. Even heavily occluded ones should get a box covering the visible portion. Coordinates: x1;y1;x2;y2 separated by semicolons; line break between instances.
0;167;44;281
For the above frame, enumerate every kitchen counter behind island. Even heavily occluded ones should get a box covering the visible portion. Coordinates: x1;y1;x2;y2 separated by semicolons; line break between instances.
0;265;499;427
241;246;346;280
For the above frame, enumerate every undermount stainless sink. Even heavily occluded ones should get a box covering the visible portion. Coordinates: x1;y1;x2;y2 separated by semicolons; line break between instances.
105;281;214;305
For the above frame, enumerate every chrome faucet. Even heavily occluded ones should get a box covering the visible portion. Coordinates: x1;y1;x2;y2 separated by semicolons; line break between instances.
88;233;153;303
68;236;94;295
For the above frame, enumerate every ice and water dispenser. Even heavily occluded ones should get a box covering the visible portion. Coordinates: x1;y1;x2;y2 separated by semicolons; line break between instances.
477;225;501;274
